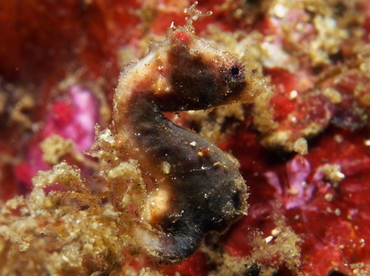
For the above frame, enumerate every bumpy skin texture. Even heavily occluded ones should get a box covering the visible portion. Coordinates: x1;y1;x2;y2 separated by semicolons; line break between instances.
113;24;256;263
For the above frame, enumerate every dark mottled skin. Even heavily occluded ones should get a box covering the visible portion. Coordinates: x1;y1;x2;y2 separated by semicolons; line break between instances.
114;27;250;263
130;97;246;262
153;39;247;111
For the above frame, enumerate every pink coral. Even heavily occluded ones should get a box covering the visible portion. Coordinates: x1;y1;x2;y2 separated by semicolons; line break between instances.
15;84;99;189
46;85;99;152
265;156;314;209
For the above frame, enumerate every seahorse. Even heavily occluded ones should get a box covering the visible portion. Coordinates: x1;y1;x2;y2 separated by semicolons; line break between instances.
112;7;258;264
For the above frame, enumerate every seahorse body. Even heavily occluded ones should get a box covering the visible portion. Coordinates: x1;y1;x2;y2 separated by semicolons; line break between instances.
113;24;255;263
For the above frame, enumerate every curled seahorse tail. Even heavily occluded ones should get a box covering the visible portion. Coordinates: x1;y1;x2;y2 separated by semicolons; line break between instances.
133;225;203;264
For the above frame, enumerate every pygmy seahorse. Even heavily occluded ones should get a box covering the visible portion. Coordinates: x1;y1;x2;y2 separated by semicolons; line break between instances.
112;9;258;264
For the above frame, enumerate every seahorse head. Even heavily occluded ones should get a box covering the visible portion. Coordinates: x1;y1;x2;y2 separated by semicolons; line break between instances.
149;27;248;111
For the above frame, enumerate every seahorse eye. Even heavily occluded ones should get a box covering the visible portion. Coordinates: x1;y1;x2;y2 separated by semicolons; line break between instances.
230;65;240;76
223;63;244;86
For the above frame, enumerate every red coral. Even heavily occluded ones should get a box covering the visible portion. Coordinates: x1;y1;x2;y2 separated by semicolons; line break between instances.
223;125;370;274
